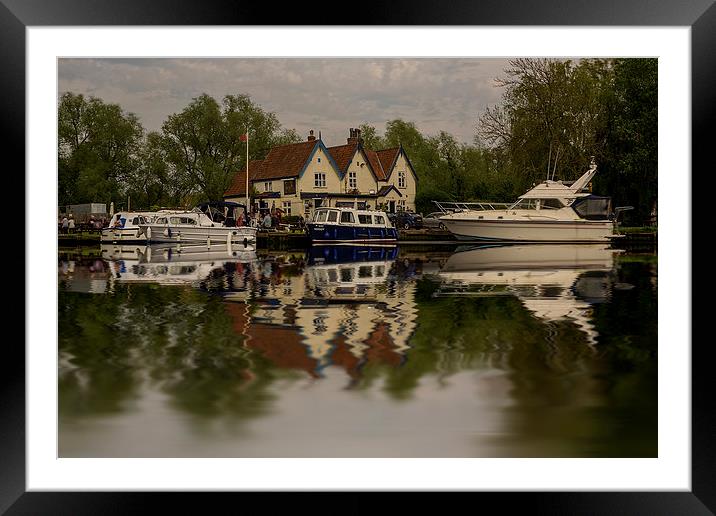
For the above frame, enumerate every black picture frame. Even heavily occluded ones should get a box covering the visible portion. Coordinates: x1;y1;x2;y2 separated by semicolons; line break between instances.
4;0;707;513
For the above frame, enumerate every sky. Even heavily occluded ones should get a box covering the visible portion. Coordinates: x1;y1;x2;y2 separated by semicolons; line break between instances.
58;58;512;145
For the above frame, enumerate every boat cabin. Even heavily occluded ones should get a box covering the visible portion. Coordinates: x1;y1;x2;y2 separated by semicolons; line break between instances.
307;207;398;243
311;207;392;228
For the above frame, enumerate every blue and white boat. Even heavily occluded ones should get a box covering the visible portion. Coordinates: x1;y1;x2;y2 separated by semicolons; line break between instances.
307;207;398;244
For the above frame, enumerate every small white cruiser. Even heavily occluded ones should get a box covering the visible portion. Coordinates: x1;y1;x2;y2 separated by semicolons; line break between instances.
138;201;257;245
101;210;182;244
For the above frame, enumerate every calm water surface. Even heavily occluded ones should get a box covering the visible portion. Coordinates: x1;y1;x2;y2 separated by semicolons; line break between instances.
58;243;657;457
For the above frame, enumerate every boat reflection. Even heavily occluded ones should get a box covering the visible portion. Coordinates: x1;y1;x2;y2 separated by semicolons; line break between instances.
222;245;416;379
435;244;622;345
101;242;258;286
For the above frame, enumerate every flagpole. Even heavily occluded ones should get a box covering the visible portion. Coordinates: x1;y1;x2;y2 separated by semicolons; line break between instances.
245;127;249;214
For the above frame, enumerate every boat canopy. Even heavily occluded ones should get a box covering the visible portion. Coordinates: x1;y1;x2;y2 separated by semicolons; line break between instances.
198;201;247;211
519;161;598;200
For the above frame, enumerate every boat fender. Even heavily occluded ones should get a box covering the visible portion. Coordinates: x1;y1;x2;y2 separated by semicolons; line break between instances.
164;228;172;237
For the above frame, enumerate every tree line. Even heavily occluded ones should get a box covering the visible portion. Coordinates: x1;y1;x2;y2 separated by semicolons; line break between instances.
59;58;656;224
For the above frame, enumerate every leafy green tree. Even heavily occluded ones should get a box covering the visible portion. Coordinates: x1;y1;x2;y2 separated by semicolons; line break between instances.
160;93;300;202
478;58;613;193
357;124;385;150
598;58;658;223
58;92;144;206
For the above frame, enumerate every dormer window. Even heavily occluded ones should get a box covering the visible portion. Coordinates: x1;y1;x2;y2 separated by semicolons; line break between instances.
348;171;357;189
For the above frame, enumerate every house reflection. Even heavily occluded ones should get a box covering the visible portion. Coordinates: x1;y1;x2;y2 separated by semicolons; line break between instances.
221;246;418;379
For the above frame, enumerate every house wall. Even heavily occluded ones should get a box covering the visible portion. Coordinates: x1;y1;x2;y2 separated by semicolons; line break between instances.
341;149;379;195
385;152;417;212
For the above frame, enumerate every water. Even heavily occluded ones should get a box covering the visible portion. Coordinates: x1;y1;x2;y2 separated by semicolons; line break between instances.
58;243;657;457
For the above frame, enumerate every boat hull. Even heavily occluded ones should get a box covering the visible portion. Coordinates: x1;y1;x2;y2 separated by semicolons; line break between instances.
100;227;148;243
441;218;614;242
307;223;398;244
140;224;257;244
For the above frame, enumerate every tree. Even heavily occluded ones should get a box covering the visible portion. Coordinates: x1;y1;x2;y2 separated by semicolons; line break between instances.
357;124;385;150
58;92;144;206
599;59;658;223
160;93;301;201
478;59;613;193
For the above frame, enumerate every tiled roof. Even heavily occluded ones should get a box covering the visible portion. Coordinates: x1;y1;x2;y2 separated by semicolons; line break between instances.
363;149;387;180
224;160;264;197
326;143;358;173
377;185;402;197
252;140;318;181
375;147;400;179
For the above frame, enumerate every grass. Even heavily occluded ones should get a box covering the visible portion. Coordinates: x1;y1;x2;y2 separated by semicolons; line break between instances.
616;226;657;234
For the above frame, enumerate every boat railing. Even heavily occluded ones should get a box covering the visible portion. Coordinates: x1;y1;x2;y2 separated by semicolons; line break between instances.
433;200;513;213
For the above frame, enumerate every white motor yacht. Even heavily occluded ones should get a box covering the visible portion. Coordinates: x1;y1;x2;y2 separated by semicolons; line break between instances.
436;159;631;242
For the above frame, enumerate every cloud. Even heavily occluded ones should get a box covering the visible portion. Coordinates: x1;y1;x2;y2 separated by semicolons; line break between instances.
58;57;511;145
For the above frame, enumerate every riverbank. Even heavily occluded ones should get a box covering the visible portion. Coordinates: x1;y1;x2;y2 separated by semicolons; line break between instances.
59;226;657;251
57;227;657;247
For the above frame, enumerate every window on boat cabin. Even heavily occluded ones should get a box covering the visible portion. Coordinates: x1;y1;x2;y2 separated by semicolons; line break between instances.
156;217;167;224
264;182;272;192
282;201;292;216
358;266;372;278
398;171;406;188
358;214;372;224
348;171;357;189
540;198;565;209
340;211;355;224
132;217;140;225
374;215;385;225
315;210;328;223
314;173;326;188
339;267;354;282
327;210;339;223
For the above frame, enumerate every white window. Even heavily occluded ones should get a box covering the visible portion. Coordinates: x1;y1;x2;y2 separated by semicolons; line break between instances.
264;182;272;192
398;200;406;211
398;171;406;188
282;201;292;216
348;171;357;189
314;173;326;188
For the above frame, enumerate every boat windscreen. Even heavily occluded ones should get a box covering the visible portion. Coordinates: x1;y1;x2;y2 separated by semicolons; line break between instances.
572;196;612;220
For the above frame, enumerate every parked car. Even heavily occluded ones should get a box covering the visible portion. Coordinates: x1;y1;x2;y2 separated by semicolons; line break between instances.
388;211;423;230
422;211;448;231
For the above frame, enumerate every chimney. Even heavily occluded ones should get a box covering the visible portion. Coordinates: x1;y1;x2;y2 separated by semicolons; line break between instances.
307;129;316;142
347;127;360;145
